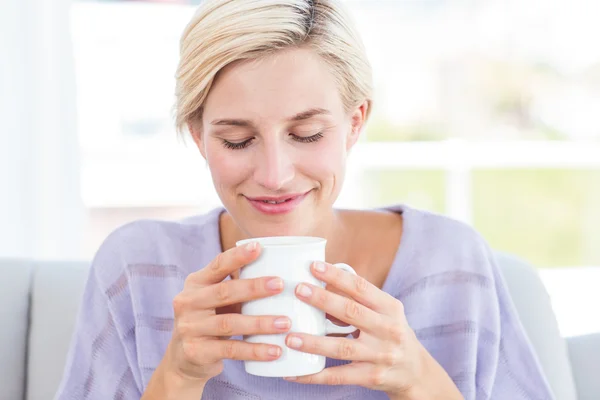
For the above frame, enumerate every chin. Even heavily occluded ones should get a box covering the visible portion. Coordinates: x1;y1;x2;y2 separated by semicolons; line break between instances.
247;217;312;238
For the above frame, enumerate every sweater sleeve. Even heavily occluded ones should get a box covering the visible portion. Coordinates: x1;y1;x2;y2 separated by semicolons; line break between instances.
398;216;554;400
54;230;143;400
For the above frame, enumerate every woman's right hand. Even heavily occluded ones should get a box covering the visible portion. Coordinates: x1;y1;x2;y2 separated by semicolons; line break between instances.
164;241;289;385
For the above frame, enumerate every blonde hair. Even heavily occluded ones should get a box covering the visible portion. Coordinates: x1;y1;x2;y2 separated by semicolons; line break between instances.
174;0;373;134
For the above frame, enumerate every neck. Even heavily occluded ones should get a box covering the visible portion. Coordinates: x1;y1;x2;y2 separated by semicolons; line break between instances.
218;208;350;262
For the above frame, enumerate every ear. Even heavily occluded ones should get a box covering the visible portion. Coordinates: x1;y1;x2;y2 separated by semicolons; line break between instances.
188;121;207;160
346;100;369;151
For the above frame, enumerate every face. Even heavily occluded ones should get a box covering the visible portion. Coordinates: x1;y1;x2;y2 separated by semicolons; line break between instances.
190;47;367;238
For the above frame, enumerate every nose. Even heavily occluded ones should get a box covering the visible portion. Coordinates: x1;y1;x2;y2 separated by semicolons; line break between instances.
253;139;295;191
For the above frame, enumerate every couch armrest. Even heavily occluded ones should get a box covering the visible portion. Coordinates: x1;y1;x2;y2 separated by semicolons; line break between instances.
0;259;32;400
27;261;89;400
567;333;600;400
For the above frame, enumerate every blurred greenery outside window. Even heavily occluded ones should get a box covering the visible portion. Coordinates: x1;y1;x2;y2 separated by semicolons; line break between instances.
361;168;600;268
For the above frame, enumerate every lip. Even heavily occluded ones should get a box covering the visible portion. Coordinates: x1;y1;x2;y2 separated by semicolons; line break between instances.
246;193;307;202
245;190;312;215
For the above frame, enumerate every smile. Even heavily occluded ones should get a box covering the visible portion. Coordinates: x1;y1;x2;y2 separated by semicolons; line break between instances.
245;191;312;215
260;198;293;204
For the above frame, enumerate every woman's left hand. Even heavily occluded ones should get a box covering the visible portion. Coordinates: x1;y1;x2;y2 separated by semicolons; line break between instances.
284;261;463;400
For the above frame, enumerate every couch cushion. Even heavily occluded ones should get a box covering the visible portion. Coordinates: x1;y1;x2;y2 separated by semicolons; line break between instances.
567;333;600;399
27;261;89;400
495;252;577;400
0;259;32;400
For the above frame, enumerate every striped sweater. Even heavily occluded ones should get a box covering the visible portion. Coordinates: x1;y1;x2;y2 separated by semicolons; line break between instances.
55;204;554;399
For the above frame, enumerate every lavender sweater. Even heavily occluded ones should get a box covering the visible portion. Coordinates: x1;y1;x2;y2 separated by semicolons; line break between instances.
55;205;553;399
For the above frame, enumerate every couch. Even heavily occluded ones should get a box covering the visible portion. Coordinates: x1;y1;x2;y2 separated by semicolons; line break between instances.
1;253;599;400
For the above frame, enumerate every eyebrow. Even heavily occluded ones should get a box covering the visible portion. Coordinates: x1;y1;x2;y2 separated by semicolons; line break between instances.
210;107;331;127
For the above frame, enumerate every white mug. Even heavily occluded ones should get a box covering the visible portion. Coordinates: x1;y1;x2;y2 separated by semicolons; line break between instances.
235;236;357;378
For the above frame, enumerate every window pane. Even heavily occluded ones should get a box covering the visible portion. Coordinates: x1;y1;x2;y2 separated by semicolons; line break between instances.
473;169;600;267
72;2;192;148
350;1;600;142
358;169;446;213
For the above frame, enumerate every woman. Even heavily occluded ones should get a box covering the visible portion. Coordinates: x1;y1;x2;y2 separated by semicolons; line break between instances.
56;0;553;399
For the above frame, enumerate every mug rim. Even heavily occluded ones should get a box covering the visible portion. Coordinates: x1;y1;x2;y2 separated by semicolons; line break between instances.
236;236;326;248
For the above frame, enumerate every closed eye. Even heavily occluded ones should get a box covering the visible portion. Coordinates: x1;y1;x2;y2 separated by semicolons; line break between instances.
222;138;254;150
221;132;324;150
292;132;324;143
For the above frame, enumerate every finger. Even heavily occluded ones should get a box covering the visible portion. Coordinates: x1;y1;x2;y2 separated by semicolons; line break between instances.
295;282;383;333
285;333;374;362
190;314;291;337
197;276;284;309
190;242;261;286
194;339;282;363
311;262;398;314
285;362;375;386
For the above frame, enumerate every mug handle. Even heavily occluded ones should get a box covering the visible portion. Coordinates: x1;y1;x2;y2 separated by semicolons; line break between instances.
324;263;358;336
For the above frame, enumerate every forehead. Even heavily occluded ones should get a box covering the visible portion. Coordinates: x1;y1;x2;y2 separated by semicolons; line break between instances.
203;48;344;121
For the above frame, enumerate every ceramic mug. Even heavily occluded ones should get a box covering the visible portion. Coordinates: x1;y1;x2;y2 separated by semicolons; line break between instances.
235;236;357;377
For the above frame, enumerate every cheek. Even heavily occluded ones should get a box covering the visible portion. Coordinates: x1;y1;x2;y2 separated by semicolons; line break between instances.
206;144;249;186
302;138;347;181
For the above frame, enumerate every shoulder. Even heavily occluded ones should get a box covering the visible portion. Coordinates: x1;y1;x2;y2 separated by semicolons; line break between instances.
390;204;497;286
403;204;492;259
89;207;223;288
389;205;504;329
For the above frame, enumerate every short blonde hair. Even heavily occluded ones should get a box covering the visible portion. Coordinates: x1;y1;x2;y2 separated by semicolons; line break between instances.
174;0;373;134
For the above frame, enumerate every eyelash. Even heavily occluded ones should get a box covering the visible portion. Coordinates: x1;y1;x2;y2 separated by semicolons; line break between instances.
222;132;324;150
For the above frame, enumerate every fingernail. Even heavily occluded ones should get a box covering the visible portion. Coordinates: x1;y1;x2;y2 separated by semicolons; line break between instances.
313;262;327;273
287;336;303;349
284;376;297;381
274;317;291;329
245;242;257;253
268;347;281;357
296;284;312;298
267;278;283;291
